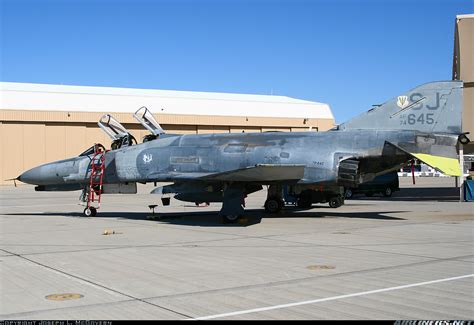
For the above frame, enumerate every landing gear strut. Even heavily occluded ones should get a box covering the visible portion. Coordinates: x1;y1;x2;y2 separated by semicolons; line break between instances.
220;185;245;223
264;184;284;214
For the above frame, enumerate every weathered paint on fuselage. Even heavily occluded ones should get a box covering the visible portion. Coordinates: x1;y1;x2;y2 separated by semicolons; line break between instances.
58;130;410;185
20;128;457;188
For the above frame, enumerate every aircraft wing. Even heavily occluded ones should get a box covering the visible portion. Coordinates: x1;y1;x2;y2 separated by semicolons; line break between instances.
147;164;305;182
200;164;305;182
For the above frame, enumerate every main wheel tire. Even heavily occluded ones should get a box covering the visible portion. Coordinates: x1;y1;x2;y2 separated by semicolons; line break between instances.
345;188;353;199
264;197;283;213
222;215;240;223
383;187;393;197
83;207;97;217
296;196;312;209
329;197;342;208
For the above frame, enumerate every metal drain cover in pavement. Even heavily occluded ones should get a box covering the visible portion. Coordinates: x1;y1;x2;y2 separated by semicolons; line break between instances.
306;265;336;270
45;293;84;301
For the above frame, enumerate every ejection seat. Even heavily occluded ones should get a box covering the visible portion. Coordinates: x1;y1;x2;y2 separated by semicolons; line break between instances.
98;114;137;149
133;106;166;142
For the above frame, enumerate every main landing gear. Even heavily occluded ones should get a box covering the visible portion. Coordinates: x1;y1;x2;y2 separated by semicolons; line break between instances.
221;214;241;224
220;185;245;223
264;185;284;214
219;184;263;223
264;197;284;213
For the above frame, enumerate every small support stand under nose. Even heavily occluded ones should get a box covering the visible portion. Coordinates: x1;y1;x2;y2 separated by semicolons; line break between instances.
148;204;158;214
147;204;161;220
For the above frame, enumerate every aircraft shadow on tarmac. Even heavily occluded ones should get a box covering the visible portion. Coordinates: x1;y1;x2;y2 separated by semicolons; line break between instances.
6;208;407;227
347;187;460;202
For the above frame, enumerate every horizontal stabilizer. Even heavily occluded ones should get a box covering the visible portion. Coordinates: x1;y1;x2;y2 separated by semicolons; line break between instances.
386;140;461;177
410;153;461;177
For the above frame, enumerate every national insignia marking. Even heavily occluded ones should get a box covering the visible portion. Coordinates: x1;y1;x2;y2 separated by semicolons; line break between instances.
143;153;153;164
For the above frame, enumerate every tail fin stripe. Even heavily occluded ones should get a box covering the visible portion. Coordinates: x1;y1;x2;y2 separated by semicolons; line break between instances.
390;97;426;118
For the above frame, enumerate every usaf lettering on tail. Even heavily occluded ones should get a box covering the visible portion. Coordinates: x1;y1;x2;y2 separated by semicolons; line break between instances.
16;81;468;223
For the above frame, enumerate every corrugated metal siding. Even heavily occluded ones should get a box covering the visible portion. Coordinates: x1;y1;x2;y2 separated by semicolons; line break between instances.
0;109;332;128
454;15;474;146
0;122;3;184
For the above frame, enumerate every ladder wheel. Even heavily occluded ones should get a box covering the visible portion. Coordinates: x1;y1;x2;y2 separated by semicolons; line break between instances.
83;207;97;217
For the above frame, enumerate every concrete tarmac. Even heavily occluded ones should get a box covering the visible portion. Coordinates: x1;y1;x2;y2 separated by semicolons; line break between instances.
0;177;473;319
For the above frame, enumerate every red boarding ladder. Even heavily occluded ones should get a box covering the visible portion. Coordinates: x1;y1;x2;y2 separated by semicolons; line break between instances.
85;145;105;216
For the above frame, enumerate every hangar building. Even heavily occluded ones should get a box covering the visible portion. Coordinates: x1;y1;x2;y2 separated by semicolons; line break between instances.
453;14;474;155
0;82;335;185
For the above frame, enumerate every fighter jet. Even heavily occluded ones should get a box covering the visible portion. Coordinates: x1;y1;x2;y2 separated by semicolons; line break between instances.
16;81;469;222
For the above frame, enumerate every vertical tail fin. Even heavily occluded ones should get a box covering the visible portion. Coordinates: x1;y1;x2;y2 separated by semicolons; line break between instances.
340;81;463;134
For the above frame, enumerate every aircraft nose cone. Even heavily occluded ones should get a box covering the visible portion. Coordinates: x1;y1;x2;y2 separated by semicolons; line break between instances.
18;166;44;185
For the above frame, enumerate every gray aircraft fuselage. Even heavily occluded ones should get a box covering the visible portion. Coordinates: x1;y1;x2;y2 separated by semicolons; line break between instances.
16;81;465;220
18;129;450;187
20;131;331;186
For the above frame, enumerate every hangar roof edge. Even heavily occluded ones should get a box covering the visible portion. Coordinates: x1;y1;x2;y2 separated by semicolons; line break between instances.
456;14;474;19
0;81;323;106
0;81;334;120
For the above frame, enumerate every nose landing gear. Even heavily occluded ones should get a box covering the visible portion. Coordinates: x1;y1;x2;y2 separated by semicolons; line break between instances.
83;207;97;217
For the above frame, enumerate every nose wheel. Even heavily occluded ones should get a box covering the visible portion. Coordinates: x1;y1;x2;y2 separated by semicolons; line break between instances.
83;207;97;217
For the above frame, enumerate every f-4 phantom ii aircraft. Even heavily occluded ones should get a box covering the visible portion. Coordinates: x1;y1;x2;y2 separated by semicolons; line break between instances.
16;81;470;222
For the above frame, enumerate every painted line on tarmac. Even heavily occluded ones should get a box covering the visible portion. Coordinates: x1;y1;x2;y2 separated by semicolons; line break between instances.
192;273;474;320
